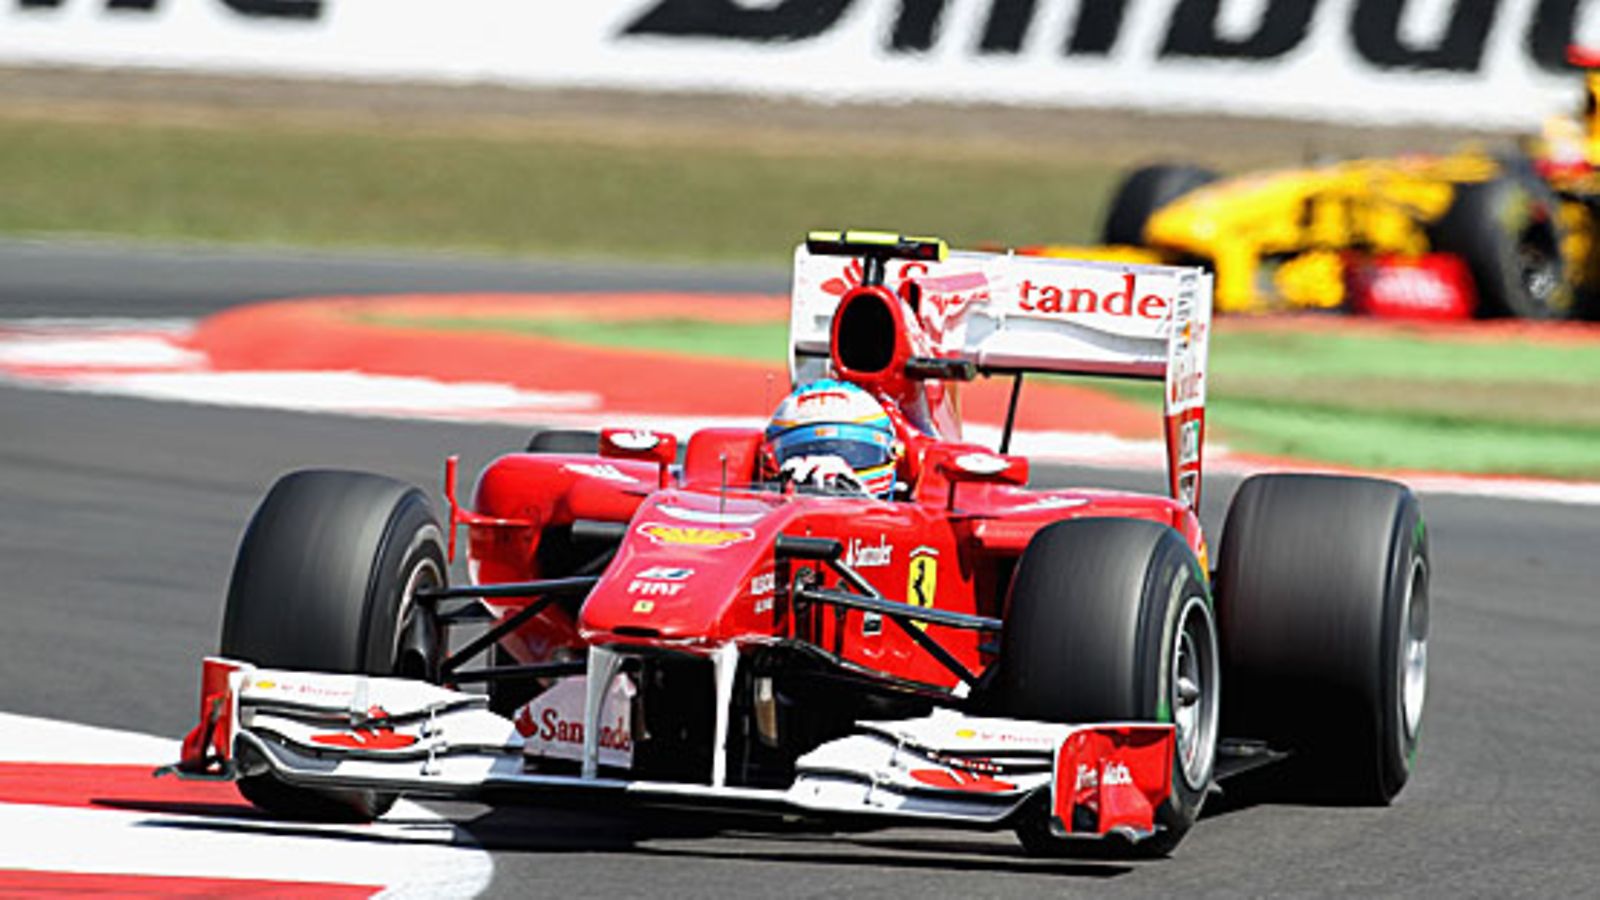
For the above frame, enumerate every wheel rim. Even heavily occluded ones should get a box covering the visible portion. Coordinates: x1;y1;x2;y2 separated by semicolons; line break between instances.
1171;594;1220;791
394;554;443;677
1518;224;1566;315
1399;556;1429;742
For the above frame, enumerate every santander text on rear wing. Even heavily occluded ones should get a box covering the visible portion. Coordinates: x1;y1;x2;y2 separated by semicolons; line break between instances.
789;243;1214;510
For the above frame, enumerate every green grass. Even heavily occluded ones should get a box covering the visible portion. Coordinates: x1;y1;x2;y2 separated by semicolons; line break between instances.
1205;330;1600;385
1189;331;1600;473
1076;330;1600;478
1208;397;1600;475
376;311;1600;478
0;118;1116;264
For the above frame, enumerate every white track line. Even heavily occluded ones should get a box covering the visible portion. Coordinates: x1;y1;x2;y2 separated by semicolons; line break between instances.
77;370;602;414
0;712;493;898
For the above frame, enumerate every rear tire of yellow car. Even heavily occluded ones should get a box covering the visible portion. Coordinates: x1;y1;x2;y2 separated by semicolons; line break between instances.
1101;165;1219;247
998;518;1219;858
1433;164;1571;319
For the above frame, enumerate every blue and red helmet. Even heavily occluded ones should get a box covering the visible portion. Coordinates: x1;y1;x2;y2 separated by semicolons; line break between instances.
766;379;897;497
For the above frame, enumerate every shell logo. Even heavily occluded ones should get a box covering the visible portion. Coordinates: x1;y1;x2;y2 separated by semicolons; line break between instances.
636;523;756;549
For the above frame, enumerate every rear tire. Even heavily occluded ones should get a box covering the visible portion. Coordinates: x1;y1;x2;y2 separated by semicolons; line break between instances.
1433;165;1570;319
1101;165;1219;246
221;469;447;821
999;518;1219;857
1215;474;1429;804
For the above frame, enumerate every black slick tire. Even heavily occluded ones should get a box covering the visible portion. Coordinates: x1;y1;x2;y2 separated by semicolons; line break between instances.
999;518;1219;858
1433;164;1571;319
1215;473;1429;805
221;469;447;822
1101;165;1219;247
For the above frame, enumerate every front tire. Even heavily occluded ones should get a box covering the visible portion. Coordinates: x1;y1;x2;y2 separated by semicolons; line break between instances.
1215;473;1429;804
998;518;1219;857
221;469;447;821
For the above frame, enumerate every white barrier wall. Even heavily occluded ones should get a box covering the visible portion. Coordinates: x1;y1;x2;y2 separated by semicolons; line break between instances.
1;0;1595;128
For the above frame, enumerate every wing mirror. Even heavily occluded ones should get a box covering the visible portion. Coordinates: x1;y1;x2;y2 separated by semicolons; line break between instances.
925;446;1028;510
599;429;678;487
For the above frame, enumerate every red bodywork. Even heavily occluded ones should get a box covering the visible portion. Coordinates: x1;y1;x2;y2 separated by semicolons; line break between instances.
448;272;1208;689
1345;253;1477;322
465;448;1203;686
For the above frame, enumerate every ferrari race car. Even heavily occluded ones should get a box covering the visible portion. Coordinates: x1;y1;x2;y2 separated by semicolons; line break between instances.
1027;49;1600;322
165;231;1431;857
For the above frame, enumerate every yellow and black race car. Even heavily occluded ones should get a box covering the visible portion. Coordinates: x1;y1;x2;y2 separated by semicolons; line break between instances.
1028;49;1600;322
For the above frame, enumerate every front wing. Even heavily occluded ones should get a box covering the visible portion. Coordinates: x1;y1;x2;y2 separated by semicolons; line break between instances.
167;657;1176;842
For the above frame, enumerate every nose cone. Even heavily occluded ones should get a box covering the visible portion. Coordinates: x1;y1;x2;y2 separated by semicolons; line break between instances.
578;492;790;647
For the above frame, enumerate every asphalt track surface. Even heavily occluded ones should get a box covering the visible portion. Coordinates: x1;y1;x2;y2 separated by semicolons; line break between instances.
1;240;1597;896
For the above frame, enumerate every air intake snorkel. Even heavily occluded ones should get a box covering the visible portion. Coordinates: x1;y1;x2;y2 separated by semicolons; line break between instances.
807;230;976;397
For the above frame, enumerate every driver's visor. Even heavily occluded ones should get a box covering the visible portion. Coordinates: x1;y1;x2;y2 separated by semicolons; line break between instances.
770;423;892;469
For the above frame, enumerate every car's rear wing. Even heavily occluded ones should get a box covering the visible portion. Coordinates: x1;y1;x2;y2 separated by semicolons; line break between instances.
789;242;1213;510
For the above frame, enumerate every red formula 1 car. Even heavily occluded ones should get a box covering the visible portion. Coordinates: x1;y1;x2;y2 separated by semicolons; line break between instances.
165;231;1431;857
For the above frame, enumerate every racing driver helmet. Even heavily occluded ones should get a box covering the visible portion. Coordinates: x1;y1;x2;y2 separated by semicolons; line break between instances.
765;379;898;498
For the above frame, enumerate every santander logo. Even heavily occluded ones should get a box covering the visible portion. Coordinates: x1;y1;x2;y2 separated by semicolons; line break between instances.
1017;274;1170;320
1075;760;1135;791
822;258;931;297
915;271;988;342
